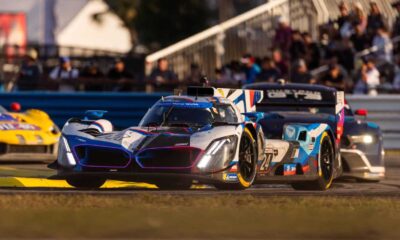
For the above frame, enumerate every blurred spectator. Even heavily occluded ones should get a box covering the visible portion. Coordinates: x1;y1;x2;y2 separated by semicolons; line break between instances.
337;1;351;30
392;1;400;54
393;1;400;38
289;30;307;61
393;58;400;90
338;2;353;39
241;54;261;84
372;26;393;63
367;2;385;39
354;58;380;96
303;32;321;70
290;59;316;84
321;63;346;91
149;58;178;86
337;38;355;74
273;16;292;54
17;49;42;91
352;3;368;35
184;63;203;84
230;60;246;85
272;49;289;77
257;57;281;82
107;58;134;91
49;57;79;92
350;24;369;52
80;62;104;91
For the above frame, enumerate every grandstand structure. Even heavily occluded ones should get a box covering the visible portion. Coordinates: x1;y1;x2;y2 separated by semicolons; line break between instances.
145;0;397;80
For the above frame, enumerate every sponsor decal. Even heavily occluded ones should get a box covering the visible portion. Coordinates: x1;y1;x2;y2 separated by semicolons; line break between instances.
267;89;322;100
223;173;238;181
283;163;297;176
0;123;40;131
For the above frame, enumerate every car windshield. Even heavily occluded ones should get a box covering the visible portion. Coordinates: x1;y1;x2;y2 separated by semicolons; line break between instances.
139;102;238;127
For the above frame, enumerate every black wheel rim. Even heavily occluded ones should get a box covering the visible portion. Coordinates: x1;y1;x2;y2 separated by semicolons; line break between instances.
320;139;333;181
239;134;255;182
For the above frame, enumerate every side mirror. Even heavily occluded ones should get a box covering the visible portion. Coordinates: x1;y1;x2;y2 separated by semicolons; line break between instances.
355;109;368;117
242;112;264;122
10;102;21;112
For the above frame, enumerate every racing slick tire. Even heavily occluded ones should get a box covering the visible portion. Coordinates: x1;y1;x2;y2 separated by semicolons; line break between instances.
155;180;192;190
214;128;257;190
66;176;106;189
291;132;334;191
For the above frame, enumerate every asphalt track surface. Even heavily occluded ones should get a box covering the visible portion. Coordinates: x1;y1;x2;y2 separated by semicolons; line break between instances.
0;153;399;197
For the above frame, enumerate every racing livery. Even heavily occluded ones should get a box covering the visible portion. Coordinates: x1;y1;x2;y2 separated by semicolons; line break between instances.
0;104;60;161
245;83;344;190
53;86;341;190
340;103;385;182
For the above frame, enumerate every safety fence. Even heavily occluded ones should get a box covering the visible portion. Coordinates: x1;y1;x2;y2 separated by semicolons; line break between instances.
145;0;319;80
0;92;398;149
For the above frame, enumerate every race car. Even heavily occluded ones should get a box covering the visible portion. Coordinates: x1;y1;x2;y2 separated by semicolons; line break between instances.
0;102;60;161
340;103;385;182
52;86;340;190
245;83;344;190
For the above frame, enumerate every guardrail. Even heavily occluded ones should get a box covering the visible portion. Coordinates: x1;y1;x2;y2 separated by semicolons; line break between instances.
0;92;398;149
0;92;164;129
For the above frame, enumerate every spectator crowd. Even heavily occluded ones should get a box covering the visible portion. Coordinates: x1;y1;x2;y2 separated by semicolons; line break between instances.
208;1;400;96
4;1;400;95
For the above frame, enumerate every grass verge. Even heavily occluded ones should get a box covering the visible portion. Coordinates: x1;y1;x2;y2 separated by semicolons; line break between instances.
0;194;398;239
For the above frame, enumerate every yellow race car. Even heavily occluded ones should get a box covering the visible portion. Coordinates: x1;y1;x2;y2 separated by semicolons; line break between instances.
0;103;60;161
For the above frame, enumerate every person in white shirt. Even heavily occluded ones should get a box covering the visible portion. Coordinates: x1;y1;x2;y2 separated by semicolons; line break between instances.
354;58;380;96
49;57;79;92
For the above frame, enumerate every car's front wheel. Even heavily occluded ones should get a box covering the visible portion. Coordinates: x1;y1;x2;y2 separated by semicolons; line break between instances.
291;132;334;191
66;176;106;189
214;128;257;190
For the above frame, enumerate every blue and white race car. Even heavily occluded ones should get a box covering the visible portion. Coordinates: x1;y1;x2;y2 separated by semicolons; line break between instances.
51;87;343;190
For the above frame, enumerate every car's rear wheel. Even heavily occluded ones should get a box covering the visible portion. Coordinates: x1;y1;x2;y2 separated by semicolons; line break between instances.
214;128;257;190
66;176;106;189
155;180;192;190
291;132;334;191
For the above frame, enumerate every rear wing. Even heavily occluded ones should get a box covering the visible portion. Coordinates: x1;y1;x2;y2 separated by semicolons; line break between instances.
187;87;263;113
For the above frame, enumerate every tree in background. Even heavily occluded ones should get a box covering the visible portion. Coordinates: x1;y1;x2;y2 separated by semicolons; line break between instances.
98;0;212;52
94;0;139;48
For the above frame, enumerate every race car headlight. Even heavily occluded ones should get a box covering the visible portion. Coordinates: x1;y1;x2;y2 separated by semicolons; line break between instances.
350;135;374;144
197;135;238;170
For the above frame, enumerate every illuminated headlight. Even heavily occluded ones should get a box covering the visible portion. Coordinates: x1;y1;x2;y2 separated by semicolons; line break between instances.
350;135;374;144
197;136;238;170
